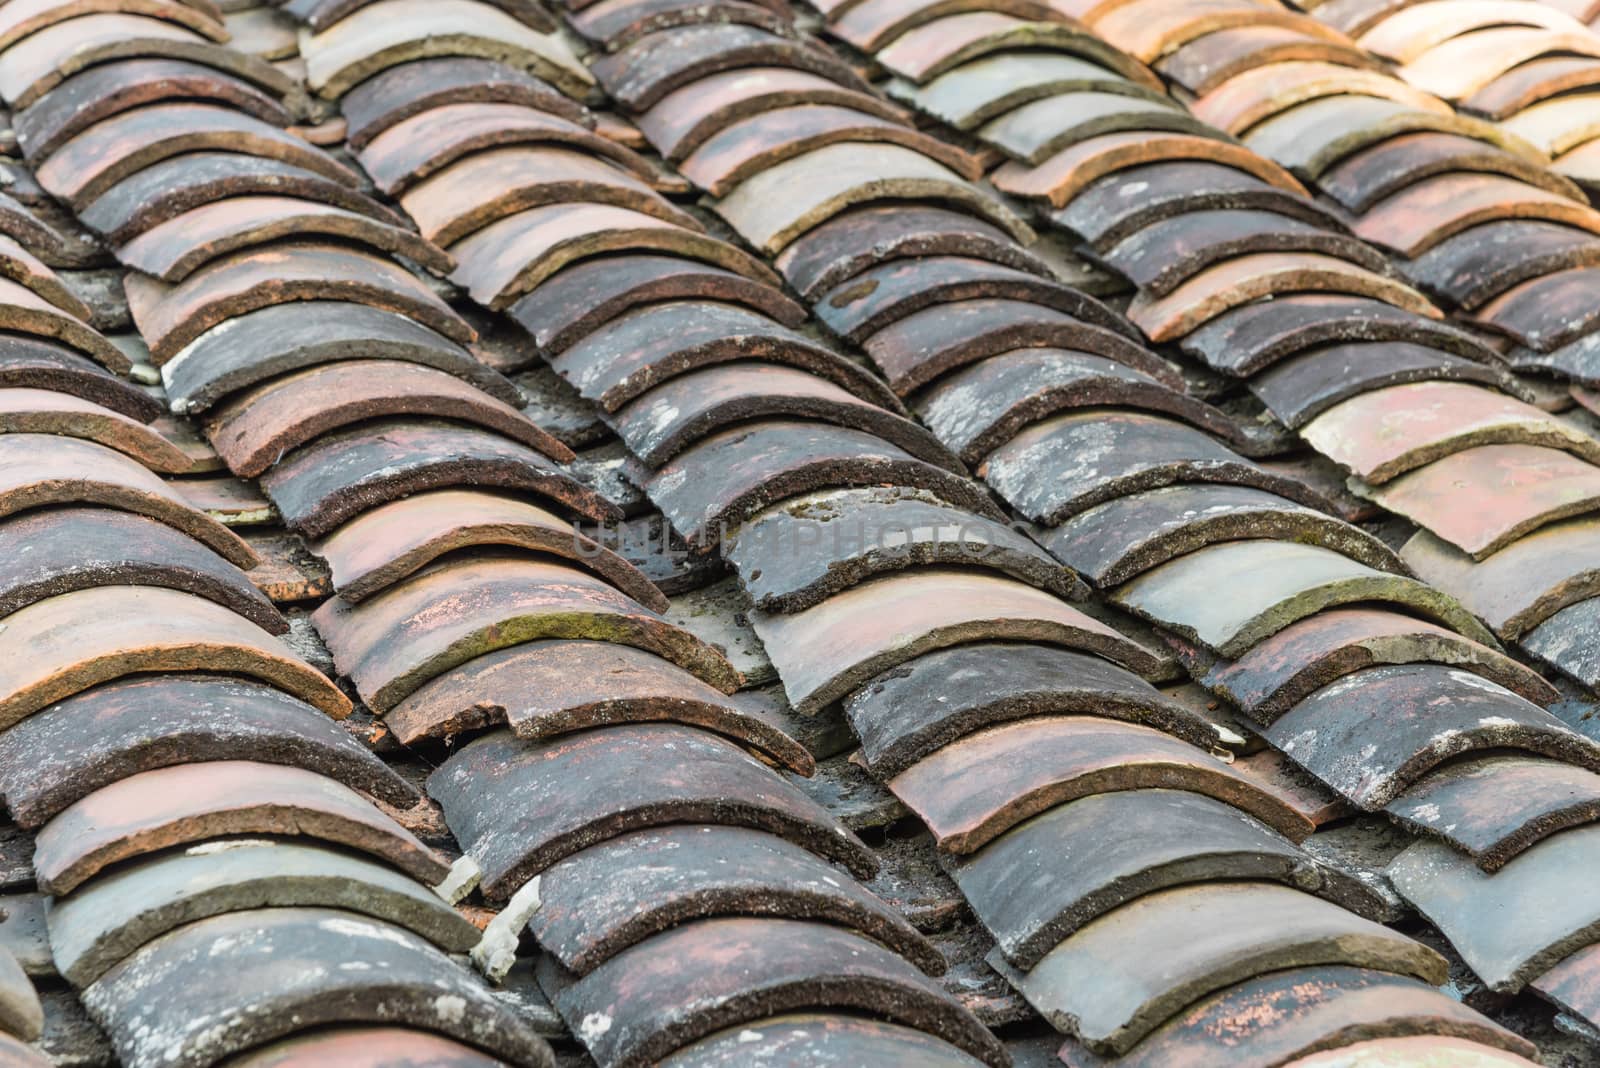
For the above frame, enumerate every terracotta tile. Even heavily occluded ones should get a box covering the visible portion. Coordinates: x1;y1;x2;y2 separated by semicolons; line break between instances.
0;0;217;57
37;102;354;211
1317;0;1414;38
359;102;653;197
1158;24;1383;95
1320;130;1584;214
160;301;512;416
716;141;1030;254
450;202;782;311
79;151;405;246
950;788;1370;971
683;103;980;195
660;1013;987;1066
430;725;873;898
205;360;569;478
638;67;905;161
1201;607;1560;723
874;11;1135;83
386;638;808;769
1367;443;1600;558
0;13;291;111
287;0;555;33
299;0;589;99
1195;60;1450;136
1398;27;1600;102
899;51;1164;132
983;410;1330;525
82;908;551;1068
223;1028;518;1068
551;299;902;413
846;641;1214;778
1269;663;1597;811
775;202;1052;299
751;567;1163;714
1044;483;1402;587
1389;754;1600;872
1530;935;1600;1029
12;56;288;163
592;24;868;110
1000;883;1444;1055
128;241;473;364
0;387;185;470
830;0;1075;52
979;91;1209;167
1354;173;1600;259
1056;160;1344;252
572;0;790;50
1358;0;1582;64
646;419;997;548
509;253;805;354
0;277;126;372
1059;965;1533;1067
1502;93;1600;157
49;839;479;987
994;129;1306;209
533;824;937;975
1407;219;1600;311
313;554;736;711
1094;0;1350;63
914;348;1249;465
1401;516;1600;639
0;336;160;420
1465;53;1600;120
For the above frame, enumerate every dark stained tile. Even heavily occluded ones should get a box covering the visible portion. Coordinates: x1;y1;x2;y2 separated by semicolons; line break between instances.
980;91;1212;167
573;0;790;51
342;57;587;152
1406;219;1600;312
1158;24;1381;95
286;0;554;33
1320;130;1584;214
1476;266;1600;352
1523;595;1600;690
895;50;1164;132
1466;54;1600;120
0;335;160;420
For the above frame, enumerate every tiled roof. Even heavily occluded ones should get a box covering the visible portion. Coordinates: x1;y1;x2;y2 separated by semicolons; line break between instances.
0;0;1599;1065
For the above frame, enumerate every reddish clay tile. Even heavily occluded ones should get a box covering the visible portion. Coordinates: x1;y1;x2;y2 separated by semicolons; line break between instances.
649;416;994;543
1407;219;1600;311
1389;754;1600;872
913;348;1248;465
0;234;88;320
1367;443;1600;558
539;918;999;1066
0;277;126;372
509;254;805;354
551;299;902;413
661;1015;1002;1067
982;410;1329;525
1533;940;1600;1033
864;297;1176;397
314;554;737;711
299;0;590;99
0;388;189;471
845;641;1218;778
82;909;552;1068
0;336;161;420
1201;607;1559;723
0;505;279;631
1502;94;1600;157
1128;252;1438;341
1180;293;1498;376
358;102;653;197
1390;828;1600;994
117;195;452;282
949;789;1365;971
1114;540;1495;658
1398;27;1600;102
1044;483;1402;588
205;361;569;479
1059;966;1533;1067
0;433;255;565
996;130;1306;209
1250;340;1517;428
891;716;1311;853
1157;24;1383;95
0;0;226;56
613;362;957;468
1476;265;1600;351
902;51;1166;132
1361;0;1582;63
533;826;938;975
260;419;617;539
37;102;355;210
878;11;1149;83
386;639;808;769
1094;0;1351;63
572;0;790;50
1354;173;1600;259
221;1029;516;1068
830;0;1080;52
311;488;661;608
13;57;290;161
402;146;697;247
1056;159;1345;251
1402;517;1600;639
1004;883;1445;1056
716;141;1031;254
430;726;873;897
980;91;1211;166
0;13;291;111
1318;0;1423;37
751;568;1163;714
342;58;587;152
1268;663;1598;810
774;202;1051;299
727;485;1081;610
1321;130;1583;215
683;103;980;195
637;67;906;161
127;242;474;364
1195;60;1449;136
288;0;555;32
79;152;405;246
1466;54;1600;120
0;673;411;830
449;203;778;310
